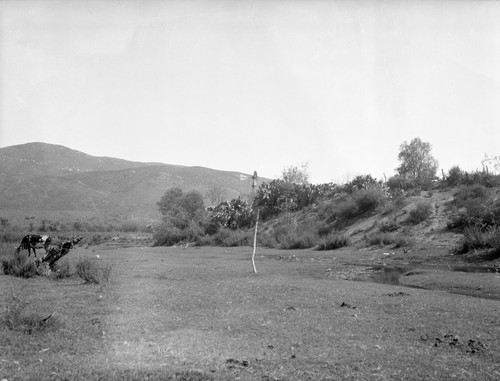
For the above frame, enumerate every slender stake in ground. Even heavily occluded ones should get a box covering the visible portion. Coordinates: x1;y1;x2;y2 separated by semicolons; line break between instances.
252;209;259;274
251;170;258;274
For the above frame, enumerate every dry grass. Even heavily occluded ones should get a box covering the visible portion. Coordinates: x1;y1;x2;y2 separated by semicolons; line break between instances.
1;245;499;380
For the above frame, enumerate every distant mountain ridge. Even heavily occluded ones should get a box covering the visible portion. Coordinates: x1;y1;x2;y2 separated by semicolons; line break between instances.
0;142;257;224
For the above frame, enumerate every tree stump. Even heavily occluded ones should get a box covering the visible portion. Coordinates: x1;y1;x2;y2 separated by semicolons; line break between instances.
39;237;83;270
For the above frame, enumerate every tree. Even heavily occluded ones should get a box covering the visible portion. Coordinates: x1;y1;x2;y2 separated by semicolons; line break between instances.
396;138;438;184
206;184;225;207
155;188;206;246
180;191;205;218
158;187;184;216
281;162;310;184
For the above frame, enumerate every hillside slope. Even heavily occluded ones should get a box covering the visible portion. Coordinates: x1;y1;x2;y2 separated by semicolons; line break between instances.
0;142;257;223
345;189;463;248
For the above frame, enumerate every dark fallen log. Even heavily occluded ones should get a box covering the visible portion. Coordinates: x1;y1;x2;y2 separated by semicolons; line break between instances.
40;237;83;270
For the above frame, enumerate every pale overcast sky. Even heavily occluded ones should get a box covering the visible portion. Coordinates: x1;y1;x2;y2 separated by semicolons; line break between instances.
1;0;499;184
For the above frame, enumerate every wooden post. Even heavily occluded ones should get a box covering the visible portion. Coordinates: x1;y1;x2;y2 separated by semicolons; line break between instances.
251;171;258;274
252;209;259;274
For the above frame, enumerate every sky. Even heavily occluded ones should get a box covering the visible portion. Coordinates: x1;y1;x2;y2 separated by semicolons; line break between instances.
1;0;499;184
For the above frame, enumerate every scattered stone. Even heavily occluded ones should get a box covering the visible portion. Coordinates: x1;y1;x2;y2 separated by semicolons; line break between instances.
340;302;357;309
226;358;249;368
386;292;410;297
421;333;486;354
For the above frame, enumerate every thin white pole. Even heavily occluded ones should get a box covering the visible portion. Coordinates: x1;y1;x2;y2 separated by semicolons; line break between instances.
252;209;259;274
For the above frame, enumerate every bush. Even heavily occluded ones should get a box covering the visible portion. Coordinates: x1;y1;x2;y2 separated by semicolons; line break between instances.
454;184;489;206
343;175;378;194
278;230;318;249
209;197;253;231
455;225;500;254
336;198;359;220
330;186;388;224
120;221;139;232
449;185;500;229
316;232;351;250
365;232;395;246
379;220;400;232
365;232;411;248
407;201;433;224
75;257;112;284
382;192;406;216
51;260;73;279
2;253;38;278
153;219;205;246
352;187;387;214
258;218;318;249
199;228;253;247
447;166;465;186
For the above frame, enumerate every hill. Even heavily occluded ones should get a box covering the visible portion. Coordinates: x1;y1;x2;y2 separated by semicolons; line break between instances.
0;142;258;225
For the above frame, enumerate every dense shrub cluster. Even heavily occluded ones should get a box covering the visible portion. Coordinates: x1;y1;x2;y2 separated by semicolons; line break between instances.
75;257;112;284
407;201;433;224
207;198;253;233
449;184;500;230
342;175;379;194
445;166;500;188
321;185;389;225
253;180;337;220
455;225;500;254
316;232;351;250
197;228;253;247
256;216;318;249
1;253;38;278
364;232;410;248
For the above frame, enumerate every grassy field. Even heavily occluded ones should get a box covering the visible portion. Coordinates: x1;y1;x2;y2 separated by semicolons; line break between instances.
1;244;500;380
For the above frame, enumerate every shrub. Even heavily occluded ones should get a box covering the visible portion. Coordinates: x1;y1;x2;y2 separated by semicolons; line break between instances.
153;219;205;246
316;232;351;250
454;184;488;206
365;232;411;248
449;185;500;229
278;230;318;249
254;216;320;249
407;201;433;224
75;257;112;284
379;220;399;232
352;186;387;214
447;166;465;186
120;221;139;232
201;228;253;247
51;260;73;279
209;197;253;231
2;253;38;278
365;232;395;246
392;234;412;248
336;198;359;220
455;225;500;254
343;175;378;194
253;180;327;219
